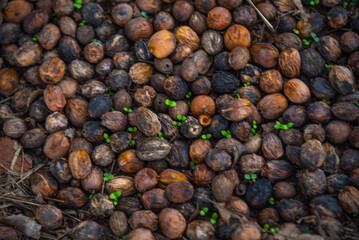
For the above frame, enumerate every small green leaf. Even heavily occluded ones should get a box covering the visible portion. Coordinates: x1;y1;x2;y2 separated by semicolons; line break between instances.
137;193;142;198
130;140;135;146
244;174;251;180
211;213;218;219
103;133;109;139
203;207;209;213
200;210;206;216
177;115;182;120
109;193;116;199
170;102;177;107
206;134;211;139
201;135;207;139
269;197;275;205
293;29;299;34
115;191;122;198
210;218;217;224
106;139;111;143
221;130;227;136
166;74;171;78
287;122;293;128
355;101;359;107
264;224;269;229
141;11;149;18
114;200;118;206
190;161;196;170
165;99;171;105
79;20;85;26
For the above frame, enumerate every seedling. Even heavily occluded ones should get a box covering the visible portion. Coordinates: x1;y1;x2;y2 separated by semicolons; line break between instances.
274;121;293;130
79;20;86;26
302;39;310;46
251;120;261;137
177;115;187;121
305;226;311;233
103;173;114;182
111;108;115;111
166;74;171;78
353;212;359;217
89;190;95;199
186;92;192;99
269;197;275;205
173;121;182;126
73;0;83;9
234;88;241;99
91;39;103;45
244;173;257;182
270;227;280;233
103;133;111;143
262;224;279;233
33;33;40;41
188;101;191;107
164;156;169;161
201;133;212;140
158;132;164;139
311;32;320;42
137;193;142;198
210;213;218;224
221;130;232;139
355;101;359;108
128;127;138;132
322;99;331;105
344;2;349;7
141;11;149;19
325;64;331;68
190;161;196;170
108;92;113;96
123;107;133;113
165;99;177;108
244;82;250;87
309;0;320;5
109;191;122;206
130;140;135;146
200;207;209;216
120;237;125;240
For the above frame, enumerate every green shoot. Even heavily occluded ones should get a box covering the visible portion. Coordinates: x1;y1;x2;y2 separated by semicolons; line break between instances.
158;132;164;139
79;20;86;26
305;226;311;233
244;82;250;87
141;11;149;19
130;140;136;146
201;133;212;140
165;99;177;108
353;212;359;217
322;99;331;105
343;2;349;8
200;207;209;216
89;190;95;199
103;133;111;143
73;0;83;9
120;236;125;240
310;32;320;42
91;39;103;45
32;33;40;41
173;121;181;126
302;39;310;46
128;127;138;132
325;64;331;68
274;121;293;130
123;107;133;113
293;29;300;35
164;156;169;161
109;191;122;206
244;173;257;182
108;92;113;96
137;193;142;198
103;173;114;182
355;101;359;108
111;108;115;111
210;213;218;224
186;92;192;99
166;74;171;78
221;130;232;139
270;227;280;233
177;115;187;121
269;197;275;205
234;88;241;98
262;224;279;233
252;120;261;137
190;161;196;170
188;101;191;107
309;0;320;5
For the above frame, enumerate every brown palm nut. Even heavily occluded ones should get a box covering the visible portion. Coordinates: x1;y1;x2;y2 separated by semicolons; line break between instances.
3;0;32;23
14;41;43;67
31;171;58;198
43;85;67;112
191;95;216;117
136;0;161;14
83;42;104;64
125;17;153;42
129;210;159;231
89;193;115;218
233;5;257;27
329;65;355;95
52;0;73;16
153;11;175;31
284;79;311;104
142;188;170;211
326;120;351;144
81;166;103;192
327;6;348;29
135;108;161;136
159;208;186;239
68;150;92;179
134;168;158;192
231;223;261;240
189;11;208;35
180;58;199;81
250;43;279;68
207;7;232;31
194;0;215;13
105;176;136;197
274;33;302;51
23;9;49;34
189;139;212;164
40;57;66;84
205;149;232;171
193;163;216;186
174;26;200;51
318;35;341;62
126;228;155;240
262;133;284;160
217;0;242;9
57;187;87;208
65;96;89;128
224;24;251;50
58;16;77;37
229;46;250;70
109;211;128;237
135;86;157;107
259;208;280;225
58;77;79;98
158;169;188;189
259;69;283;93
273;181;296;199
118;149;145;174
129;63;153;85
340;31;359;53
0;68;19;97
256;2;276;21
257;93;288;120
39;24;61;50
238;154;265;173
216;94;253;121
297;169;327;199
148;30;176;58
278;48;301;78
337;186;359;215
112;3;133;27
36;205;63;230
226;196;250;216
307;101;332;124
186;220;215;240
3;117;27;138
165;181;194;203
172;0;194;22
212;174;234;202
43;131;70;159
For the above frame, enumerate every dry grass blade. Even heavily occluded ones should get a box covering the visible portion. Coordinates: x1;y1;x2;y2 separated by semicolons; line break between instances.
246;0;276;32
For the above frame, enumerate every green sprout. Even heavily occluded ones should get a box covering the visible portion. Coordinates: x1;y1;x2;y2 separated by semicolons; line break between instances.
186;92;192;99
123;108;133;113
188;101;191;107
353;212;359;217
103;133;111;143
73;0;83;9
166;74;171;78
79;20;86;26
89;190;95;199
244;82;250;87
244;173;257;182
305;226;311;233
355;101;359;107
164;156;169;161
130;140;136;146
201;133;212;140
137;193;142;198
190;161;196;170
120;237;125;240
322;99;331;105
263;224;279;233
173;121;182;126
311;32;320;42
325;64;331;68
252;120;261;137
158;132;164;139
32;33;40;41
263;224;270;232
221;130;232;139
269;197;275;205
344;2;349;7
141;11;149;19
108;92;113;96
271;227;280;233
177;115;187;121
109;191;122;206
200;207;209;216
91;39;103;45
309;0;320;5
274;121;293;130
293;29;300;35
111;108;115;111
128;127;138;132
234;88;241;99
302;39;310;46
210;213;218;224
103;173;114;182
165;99;177;108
